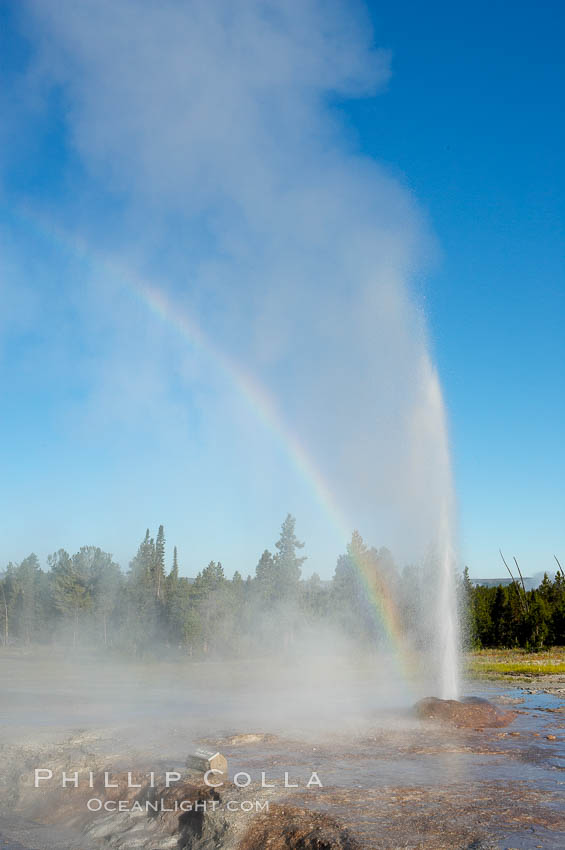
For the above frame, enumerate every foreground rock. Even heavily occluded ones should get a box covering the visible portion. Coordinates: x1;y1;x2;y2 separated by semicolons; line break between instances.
1;748;357;850
78;777;359;850
415;696;517;728
239;805;361;850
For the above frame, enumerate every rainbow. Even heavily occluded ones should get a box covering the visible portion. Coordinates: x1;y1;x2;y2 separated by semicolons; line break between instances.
8;202;417;684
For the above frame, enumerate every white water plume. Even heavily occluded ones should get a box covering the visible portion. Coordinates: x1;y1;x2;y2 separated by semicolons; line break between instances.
414;358;460;699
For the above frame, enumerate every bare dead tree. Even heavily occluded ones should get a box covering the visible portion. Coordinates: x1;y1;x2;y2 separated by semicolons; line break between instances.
513;557;530;613
554;555;563;574
499;549;527;615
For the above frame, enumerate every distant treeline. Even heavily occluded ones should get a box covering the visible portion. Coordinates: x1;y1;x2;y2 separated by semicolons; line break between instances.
0;516;442;656
2;517;563;654
462;568;565;650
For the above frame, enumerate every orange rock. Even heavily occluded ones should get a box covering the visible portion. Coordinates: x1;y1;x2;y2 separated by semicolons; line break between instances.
414;696;517;728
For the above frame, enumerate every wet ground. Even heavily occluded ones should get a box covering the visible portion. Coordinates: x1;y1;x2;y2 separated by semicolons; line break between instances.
205;683;565;848
0;654;564;849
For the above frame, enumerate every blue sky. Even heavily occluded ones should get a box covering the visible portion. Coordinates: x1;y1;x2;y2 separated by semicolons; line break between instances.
0;1;563;579
359;0;565;575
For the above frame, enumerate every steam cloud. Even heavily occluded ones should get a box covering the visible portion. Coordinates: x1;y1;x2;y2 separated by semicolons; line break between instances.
16;0;456;575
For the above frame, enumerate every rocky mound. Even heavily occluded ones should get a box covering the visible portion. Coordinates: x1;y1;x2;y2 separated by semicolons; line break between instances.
415;696;517;728
239;804;360;850
222;733;279;746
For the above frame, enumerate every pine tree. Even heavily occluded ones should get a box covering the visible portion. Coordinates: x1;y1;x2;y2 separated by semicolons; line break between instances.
74;546;122;647
472;586;495;647
0;564;18;646
127;530;158;654
231;570;244;599
552;568;565;643
0;576;8;646
538;572;554;604
274;514;306;596
129;530;155;585
154;525;166;600
255;549;276;605
165;546;180;605
347;529;368;564
164;546;184;645
50;549;92;646
229;571;246;636
16;554;42;645
331;532;368;639
460;566;478;648
302;572;327;619
200;560;225;590
190;561;227;654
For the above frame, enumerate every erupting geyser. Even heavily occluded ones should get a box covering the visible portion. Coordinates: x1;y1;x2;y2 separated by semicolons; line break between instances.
412;358;461;700
437;536;460;700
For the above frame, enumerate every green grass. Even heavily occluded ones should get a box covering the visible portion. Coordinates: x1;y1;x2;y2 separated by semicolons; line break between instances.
468;647;565;677
469;660;565;676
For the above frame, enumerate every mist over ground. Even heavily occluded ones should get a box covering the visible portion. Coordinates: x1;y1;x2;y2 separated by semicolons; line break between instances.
1;515;453;715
